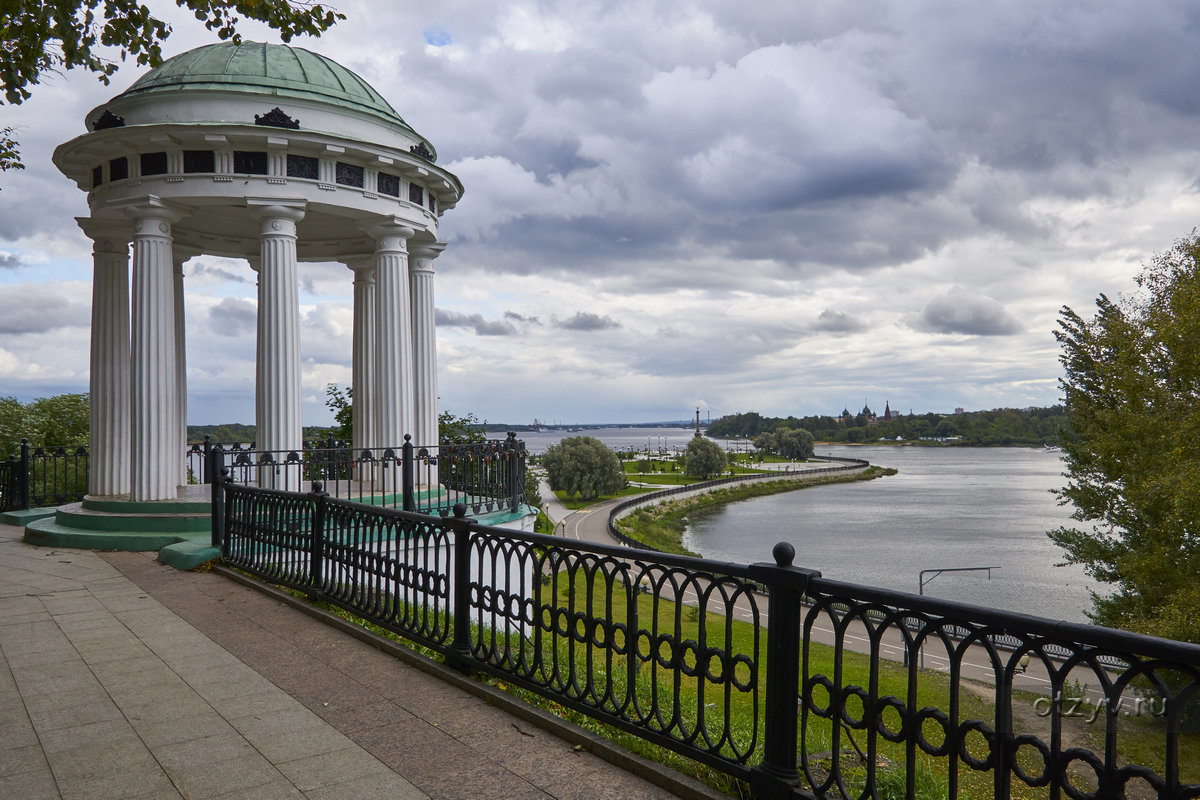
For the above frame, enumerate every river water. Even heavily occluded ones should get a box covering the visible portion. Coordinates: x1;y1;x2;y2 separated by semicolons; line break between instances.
492;430;1098;623
683;444;1099;623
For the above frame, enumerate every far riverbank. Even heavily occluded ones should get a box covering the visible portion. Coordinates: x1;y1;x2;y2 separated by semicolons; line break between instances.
612;465;895;556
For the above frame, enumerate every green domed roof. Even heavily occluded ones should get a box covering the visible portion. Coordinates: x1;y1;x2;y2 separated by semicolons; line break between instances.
115;41;414;131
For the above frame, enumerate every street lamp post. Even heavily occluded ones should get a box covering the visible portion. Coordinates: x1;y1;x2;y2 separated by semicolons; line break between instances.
914;566;1001;668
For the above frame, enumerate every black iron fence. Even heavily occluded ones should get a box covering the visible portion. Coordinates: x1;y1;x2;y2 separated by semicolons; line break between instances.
216;479;1200;799
0;440;89;513
191;433;527;517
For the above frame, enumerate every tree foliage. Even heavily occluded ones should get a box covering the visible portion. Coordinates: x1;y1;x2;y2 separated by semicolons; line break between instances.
324;383;353;441
754;428;814;460
0;393;90;454
684;436;726;479
438;410;486;444
542;436;625;500
0;0;343;172
708;406;1065;446
322;383;486;446
1050;232;1200;640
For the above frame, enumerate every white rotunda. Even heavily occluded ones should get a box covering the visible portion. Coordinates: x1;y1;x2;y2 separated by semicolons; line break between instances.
53;41;462;502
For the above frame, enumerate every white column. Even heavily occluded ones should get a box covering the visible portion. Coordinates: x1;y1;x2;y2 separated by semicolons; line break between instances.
249;204;306;481
346;258;377;454
79;219;131;497
127;205;181;501
369;222;415;451
247;256;262;447
173;251;194;487
409;242;445;452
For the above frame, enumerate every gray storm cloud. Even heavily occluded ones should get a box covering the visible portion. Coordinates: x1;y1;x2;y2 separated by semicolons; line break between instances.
0;286;87;334
919;290;1023;336
209;298;256;337
436;309;518;336
554;312;621;331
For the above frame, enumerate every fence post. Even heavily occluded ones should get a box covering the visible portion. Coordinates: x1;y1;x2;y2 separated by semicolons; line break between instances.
748;542;820;800
211;467;229;551
17;439;30;510
402;434;416;512
201;435;211;485
506;431;521;513
308;481;327;599
445;502;474;673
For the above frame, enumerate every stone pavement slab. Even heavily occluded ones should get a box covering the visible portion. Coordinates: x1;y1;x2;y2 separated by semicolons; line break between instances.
0;521;426;800
1;521;721;799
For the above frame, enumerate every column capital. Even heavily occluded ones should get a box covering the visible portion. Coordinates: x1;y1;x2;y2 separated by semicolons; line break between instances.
409;241;447;272
247;200;306;238
344;256;377;276
115;196;184;231
246;198;307;221
365;218;415;252
75;217;132;252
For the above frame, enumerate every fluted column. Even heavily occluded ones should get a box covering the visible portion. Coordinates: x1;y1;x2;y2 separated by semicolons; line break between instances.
409;242;445;454
346;258;377;454
249;203;306;485
369;222;415;452
127;205;181;501
79;219;131;497
172;250;195;486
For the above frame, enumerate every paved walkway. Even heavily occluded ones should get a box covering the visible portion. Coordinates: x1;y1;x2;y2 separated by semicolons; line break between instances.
0;521;714;800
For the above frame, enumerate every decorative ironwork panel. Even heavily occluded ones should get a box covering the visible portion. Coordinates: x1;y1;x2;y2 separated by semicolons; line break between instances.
335;162;364;188
408;182;424;205
320;498;454;648
796;578;1200;800
234;151;269;175
222;484;314;590
27;446;87;507
410;141;434;161
377;171;401;197
462;529;762;771
0;456;17;513
286;154;319;180
183;150;216;174
108;157;128;182
140;151;168;176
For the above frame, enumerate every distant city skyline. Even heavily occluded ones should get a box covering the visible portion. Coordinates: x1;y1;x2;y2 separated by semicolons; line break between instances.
3;2;1198;425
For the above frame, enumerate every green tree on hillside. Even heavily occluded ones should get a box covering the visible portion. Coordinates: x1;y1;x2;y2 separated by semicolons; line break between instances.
1051;232;1200;641
0;394;89;454
542;436;624;500
684;436;726;479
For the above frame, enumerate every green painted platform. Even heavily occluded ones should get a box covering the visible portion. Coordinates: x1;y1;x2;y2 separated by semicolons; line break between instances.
0;507;56;527
23;486;214;554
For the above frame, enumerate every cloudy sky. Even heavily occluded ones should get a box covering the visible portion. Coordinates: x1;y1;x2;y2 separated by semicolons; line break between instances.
3;1;1200;426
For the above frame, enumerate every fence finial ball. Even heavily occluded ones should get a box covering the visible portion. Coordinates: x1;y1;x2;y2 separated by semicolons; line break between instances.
453;502;467;518
773;541;795;568
312;480;323;493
